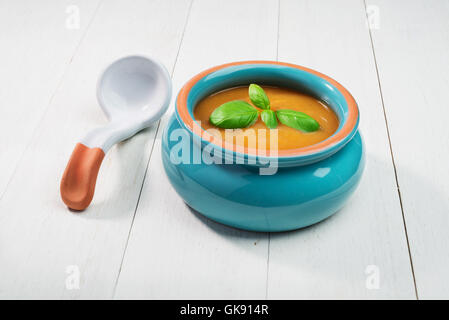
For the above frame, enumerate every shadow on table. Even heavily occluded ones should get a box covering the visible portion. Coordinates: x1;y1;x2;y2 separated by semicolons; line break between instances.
188;152;447;237
185;152;447;298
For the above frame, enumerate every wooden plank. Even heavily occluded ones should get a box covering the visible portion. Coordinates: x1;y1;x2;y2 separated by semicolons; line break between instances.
114;0;279;299
266;0;416;299
368;0;449;298
0;0;102;196
0;0;191;299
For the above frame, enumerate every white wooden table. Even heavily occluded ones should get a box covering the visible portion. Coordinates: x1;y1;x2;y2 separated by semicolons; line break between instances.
1;0;448;299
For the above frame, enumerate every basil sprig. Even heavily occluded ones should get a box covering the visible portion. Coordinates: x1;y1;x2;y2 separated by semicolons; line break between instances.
276;109;320;132
261;110;277;129
208;84;320;132
209;100;258;129
249;84;270;110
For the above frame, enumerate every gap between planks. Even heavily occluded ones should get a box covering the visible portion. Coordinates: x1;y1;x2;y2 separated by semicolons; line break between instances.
111;0;195;299
362;0;418;299
0;0;105;203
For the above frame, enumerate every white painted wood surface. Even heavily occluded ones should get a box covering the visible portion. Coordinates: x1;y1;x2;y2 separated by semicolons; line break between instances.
368;0;449;299
0;0;447;299
267;0;415;299
0;0;191;299
0;0;101;196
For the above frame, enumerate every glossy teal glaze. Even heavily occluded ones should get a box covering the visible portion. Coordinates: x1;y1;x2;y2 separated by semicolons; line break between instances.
162;62;365;232
162;114;364;232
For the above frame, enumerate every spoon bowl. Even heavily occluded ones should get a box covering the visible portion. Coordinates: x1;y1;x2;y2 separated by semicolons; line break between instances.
97;55;171;124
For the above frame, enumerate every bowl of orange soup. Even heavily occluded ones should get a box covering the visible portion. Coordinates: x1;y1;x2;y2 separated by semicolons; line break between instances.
162;61;364;232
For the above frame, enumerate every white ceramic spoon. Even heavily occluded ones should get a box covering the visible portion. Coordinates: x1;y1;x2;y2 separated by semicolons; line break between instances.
60;55;171;210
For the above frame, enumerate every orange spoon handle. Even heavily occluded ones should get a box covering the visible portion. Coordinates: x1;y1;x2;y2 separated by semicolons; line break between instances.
60;143;105;211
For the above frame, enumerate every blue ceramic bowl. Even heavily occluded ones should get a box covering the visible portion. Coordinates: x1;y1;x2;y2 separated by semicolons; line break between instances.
162;61;364;232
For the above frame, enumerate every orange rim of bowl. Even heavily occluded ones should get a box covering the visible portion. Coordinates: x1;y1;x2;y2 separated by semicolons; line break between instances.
176;61;359;158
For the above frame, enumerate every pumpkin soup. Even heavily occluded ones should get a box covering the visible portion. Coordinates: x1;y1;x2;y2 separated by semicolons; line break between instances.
194;86;339;151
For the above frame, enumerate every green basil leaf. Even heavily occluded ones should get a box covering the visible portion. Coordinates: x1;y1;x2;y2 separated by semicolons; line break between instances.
209;100;259;129
261;110;278;129
249;84;270;110
276;109;320;132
